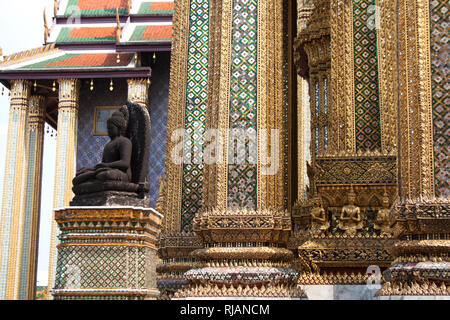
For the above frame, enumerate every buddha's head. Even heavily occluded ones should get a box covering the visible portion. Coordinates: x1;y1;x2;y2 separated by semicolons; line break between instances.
348;186;356;205
313;196;322;207
107;110;127;139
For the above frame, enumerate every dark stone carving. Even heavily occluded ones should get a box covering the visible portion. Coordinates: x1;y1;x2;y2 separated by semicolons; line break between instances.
71;101;151;207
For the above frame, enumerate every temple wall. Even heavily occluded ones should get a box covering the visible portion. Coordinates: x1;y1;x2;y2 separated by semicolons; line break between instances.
76;78;128;171
148;53;170;208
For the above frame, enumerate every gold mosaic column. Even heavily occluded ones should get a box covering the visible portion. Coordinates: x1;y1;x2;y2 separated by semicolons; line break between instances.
295;0;331;161
377;0;399;153
294;1;313;206
156;0;205;300
47;79;80;298
377;0;449;298
127;78;151;106
17;95;46;300
296;77;309;204
0;80;31;300
330;0;355;152
175;0;305;299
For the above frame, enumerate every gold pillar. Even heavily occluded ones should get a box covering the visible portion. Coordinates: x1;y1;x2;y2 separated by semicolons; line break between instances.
16;95;46;300
258;0;286;210
156;0;206;300
127;78;151;106
0;80;31;300
295;0;331;191
377;0;449;297
330;0;355;153
47;79;80;298
377;0;399;153
296;77;309;204
397;0;435;200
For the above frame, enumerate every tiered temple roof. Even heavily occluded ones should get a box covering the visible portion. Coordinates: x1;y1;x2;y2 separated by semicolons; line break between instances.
0;0;173;75
0;0;174;127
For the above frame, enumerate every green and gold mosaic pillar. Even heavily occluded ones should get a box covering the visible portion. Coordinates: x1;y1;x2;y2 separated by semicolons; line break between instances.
47;78;80;298
377;0;449;298
0;80;31;300
157;0;210;299
174;0;304;299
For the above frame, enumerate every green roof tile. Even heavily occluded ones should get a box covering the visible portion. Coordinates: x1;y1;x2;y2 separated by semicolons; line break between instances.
137;2;174;15
56;27;116;44
63;0;128;17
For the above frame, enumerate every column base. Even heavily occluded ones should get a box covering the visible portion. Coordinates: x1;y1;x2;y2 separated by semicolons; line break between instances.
376;200;450;298
301;285;381;300
157;233;203;300
376;295;450;300
174;209;307;299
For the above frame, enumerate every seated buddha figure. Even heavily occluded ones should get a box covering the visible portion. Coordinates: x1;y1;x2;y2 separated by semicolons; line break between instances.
338;186;364;235
374;191;393;236
310;196;330;236
72;109;132;188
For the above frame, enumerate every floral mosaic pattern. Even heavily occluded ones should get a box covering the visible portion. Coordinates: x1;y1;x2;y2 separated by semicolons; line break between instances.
227;0;258;210
180;0;210;232
353;0;381;151
430;0;449;197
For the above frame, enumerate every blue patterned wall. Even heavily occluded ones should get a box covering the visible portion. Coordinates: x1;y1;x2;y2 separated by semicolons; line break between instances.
77;78;127;170
76;57;170;207
148;53;170;207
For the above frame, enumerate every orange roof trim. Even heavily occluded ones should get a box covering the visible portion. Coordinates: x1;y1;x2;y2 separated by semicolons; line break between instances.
77;0;128;10
69;27;116;39
44;53;134;68
142;25;173;39
150;2;175;11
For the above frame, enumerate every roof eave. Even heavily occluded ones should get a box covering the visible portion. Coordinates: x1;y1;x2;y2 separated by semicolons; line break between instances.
116;42;172;52
0;67;152;80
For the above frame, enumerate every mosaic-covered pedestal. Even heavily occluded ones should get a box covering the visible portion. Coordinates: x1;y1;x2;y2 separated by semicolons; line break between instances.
376;200;450;298
156;234;202;300
51;207;162;300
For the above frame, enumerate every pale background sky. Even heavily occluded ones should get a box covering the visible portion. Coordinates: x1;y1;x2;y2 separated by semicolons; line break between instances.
0;0;56;286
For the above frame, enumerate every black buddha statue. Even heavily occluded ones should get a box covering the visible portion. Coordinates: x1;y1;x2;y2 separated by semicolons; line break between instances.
73;109;132;185
71;101;151;206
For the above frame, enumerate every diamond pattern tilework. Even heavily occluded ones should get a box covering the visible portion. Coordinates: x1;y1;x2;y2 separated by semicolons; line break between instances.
430;0;450;197
353;0;381;151
54;246;147;289
227;0;258;211
180;0;210;232
76;106;109;170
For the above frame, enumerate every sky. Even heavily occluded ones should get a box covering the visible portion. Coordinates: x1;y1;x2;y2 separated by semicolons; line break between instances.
0;0;56;286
